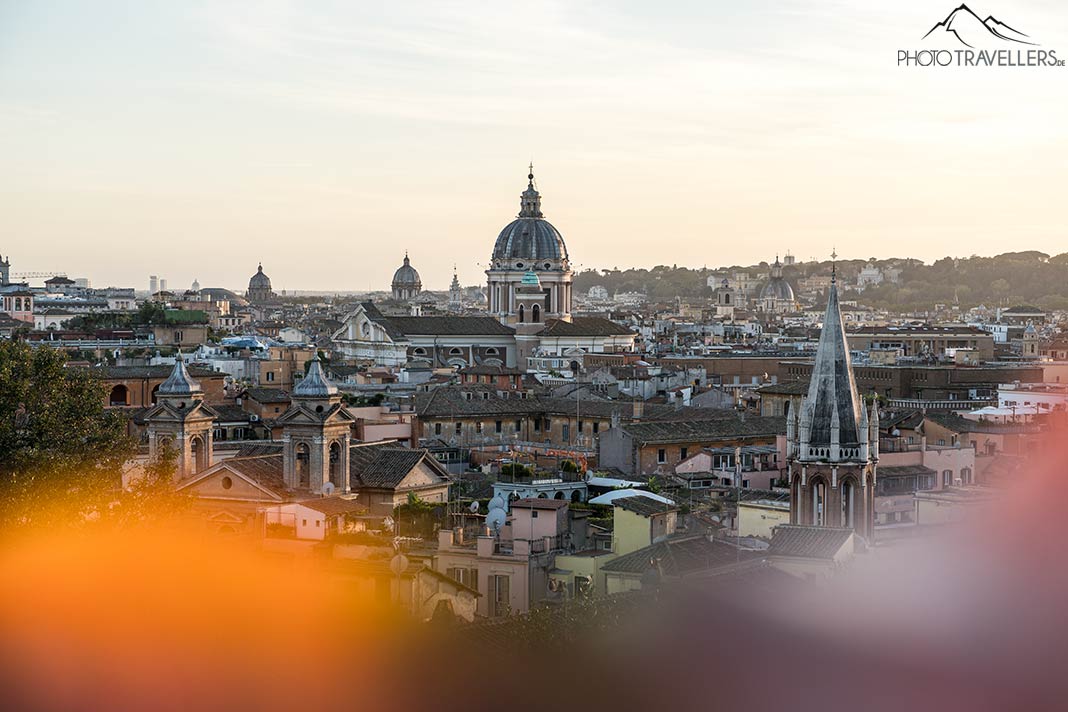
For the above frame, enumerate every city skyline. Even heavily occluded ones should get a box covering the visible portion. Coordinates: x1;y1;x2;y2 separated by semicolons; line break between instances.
3;0;1067;290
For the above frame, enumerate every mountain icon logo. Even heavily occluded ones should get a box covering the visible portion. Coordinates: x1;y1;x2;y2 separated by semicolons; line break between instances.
923;4;1037;48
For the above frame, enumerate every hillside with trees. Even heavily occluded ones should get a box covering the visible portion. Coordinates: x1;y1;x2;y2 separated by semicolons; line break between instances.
573;251;1068;311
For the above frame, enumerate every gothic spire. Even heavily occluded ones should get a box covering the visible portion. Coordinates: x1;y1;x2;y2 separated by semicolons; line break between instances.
797;278;864;461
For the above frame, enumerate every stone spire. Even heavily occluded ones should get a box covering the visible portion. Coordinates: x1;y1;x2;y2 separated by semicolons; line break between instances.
518;164;543;218
797;278;865;462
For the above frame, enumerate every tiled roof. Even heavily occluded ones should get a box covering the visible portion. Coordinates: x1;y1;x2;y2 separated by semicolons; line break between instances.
618;415;785;444
235;442;284;457
924;412;1044;435
369;303;514;337
768;525;853;559
510;498;569;510
539;317;634;337
244;388;292;404
297;496;365;515
92;365;221;380
613;495;678;516
223;455;288;496
349;443;447;489
601;536;761;576
755;380;810;395
879;465;936;479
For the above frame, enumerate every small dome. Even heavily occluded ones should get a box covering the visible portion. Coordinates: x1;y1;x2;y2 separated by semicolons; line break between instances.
391;254;421;287
158;352;202;397
294;356;338;399
520;269;542;287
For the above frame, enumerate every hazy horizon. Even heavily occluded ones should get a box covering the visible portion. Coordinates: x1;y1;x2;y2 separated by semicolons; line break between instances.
3;0;1067;291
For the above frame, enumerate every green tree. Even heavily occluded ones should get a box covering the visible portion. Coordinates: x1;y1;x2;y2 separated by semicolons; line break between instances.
0;341;136;524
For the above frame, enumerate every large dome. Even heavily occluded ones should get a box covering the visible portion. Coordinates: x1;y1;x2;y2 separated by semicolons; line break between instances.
249;264;271;290
492;218;568;263
760;278;795;301
491;170;568;264
392;254;421;287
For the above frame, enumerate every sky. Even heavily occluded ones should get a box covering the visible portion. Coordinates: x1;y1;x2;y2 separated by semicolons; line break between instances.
1;0;1066;292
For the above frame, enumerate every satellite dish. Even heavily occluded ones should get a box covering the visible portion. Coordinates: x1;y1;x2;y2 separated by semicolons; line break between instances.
468;500;480;514
486;508;507;532
488;495;506;512
321;482;335;496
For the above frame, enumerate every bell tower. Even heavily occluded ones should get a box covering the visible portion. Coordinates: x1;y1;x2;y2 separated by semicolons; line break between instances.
144;353;216;480
787;261;878;541
277;357;354;493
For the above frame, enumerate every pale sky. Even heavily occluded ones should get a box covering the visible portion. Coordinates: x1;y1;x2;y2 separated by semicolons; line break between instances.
1;0;1066;291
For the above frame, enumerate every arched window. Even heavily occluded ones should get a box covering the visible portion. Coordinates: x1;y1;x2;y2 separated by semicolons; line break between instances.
812;479;826;526
150;384;161;405
109;384;129;406
841;479;855;529
449;347;463;356
961;467;972;485
329;441;342;488
532;304;540;323
296;443;310;488
189;435;204;475
518;305;525;323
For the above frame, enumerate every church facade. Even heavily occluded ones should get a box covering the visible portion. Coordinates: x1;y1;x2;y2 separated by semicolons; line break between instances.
331;168;635;368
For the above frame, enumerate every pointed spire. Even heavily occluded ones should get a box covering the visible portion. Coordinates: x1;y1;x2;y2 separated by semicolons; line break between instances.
796;278;864;462
830;248;838;284
158;350;203;397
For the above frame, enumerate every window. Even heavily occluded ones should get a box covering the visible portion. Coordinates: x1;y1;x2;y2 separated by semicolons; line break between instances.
221;476;233;490
515;419;522;432
593;422;599;434
680;447;688;460
495;420;503;434
476;422;483;434
455;422;462;435
302;519;307;527
562;424;570;442
657;449;666;464
531;510;539;518
434;423;442;435
315;520;321;527
943;470;953;487
266;372;275;382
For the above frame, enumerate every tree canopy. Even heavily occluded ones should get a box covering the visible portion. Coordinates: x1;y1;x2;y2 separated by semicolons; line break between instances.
0;341;137;525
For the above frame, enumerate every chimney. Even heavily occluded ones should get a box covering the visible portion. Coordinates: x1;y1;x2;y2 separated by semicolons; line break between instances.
632;400;644;421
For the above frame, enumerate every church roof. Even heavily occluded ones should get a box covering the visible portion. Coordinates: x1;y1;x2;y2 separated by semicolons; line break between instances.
539;317;634;337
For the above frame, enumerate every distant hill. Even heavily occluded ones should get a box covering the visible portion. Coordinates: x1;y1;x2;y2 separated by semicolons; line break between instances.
574;252;1068;312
